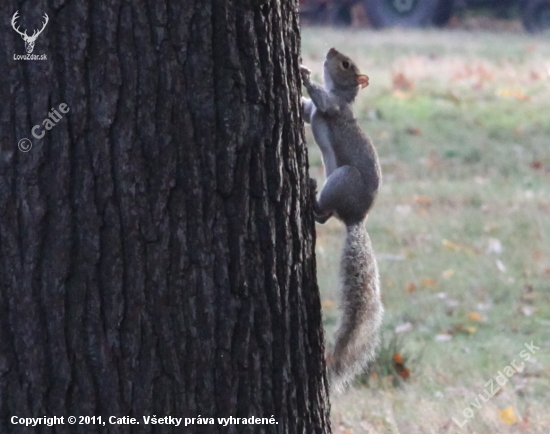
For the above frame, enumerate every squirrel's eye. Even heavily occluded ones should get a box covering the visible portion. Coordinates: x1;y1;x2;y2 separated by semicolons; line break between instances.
342;61;350;69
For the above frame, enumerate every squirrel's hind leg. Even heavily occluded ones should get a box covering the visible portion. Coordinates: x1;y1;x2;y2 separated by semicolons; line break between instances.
318;166;367;225
309;178;333;223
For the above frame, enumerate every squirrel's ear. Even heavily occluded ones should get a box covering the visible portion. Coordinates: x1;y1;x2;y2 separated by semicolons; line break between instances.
357;75;369;89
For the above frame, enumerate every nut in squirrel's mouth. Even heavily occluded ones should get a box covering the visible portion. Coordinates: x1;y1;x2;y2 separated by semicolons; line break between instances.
357;75;369;89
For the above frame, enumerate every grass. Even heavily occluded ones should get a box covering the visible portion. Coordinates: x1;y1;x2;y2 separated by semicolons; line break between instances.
301;27;550;434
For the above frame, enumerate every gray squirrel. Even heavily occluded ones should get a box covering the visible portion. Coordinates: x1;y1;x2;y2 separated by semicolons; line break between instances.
301;48;384;392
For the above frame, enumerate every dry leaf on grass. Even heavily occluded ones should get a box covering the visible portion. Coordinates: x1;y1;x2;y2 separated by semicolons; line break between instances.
442;269;455;279
499;406;519;425
392;353;410;379
497;88;530;101
468;312;482;322
442;239;480;255
531;160;542;170
393;90;409;99
392;72;414;91
453;324;476;334
442;239;461;250
405;127;422;136
414;195;432;206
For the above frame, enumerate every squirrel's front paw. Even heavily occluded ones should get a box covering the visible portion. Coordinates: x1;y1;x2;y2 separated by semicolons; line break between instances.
300;65;312;85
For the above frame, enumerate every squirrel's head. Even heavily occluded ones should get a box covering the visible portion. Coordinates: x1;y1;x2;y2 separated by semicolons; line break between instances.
324;48;369;92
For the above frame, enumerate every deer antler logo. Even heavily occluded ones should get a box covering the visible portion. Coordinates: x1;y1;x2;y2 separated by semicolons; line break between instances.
11;11;49;54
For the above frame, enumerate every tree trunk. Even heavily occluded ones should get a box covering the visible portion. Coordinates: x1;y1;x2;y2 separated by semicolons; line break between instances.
0;0;330;433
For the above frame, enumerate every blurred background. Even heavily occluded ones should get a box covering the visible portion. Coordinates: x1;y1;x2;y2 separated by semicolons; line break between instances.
300;2;550;433
300;0;550;33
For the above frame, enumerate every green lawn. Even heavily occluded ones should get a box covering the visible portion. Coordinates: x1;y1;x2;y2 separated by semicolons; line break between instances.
302;27;550;434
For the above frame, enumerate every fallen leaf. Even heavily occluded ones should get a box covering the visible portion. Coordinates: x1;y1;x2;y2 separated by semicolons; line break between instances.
406;282;416;292
442;239;461;250
406;127;422;136
393;90;409;99
393;353;403;364
520;404;531;431
419;152;441;169
392;352;410;379
442;269;455;279
468;312;482;322
414;195;432;206
531;160;542;170
422;278;437;287
466;327;477;334
392;72;414;91
514;126;525;135
499;406;519;425
497;88;530;101
398;368;410;379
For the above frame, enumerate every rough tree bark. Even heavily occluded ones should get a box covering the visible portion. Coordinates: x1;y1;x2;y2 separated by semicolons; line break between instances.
0;0;330;433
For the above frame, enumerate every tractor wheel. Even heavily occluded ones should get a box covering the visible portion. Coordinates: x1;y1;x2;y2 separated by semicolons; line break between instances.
328;4;354;26
365;0;454;28
522;0;550;33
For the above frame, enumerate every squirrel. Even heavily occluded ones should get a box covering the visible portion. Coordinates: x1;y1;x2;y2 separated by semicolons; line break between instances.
301;48;384;392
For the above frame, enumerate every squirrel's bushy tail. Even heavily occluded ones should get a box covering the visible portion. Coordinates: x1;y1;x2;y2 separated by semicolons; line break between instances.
328;221;383;393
